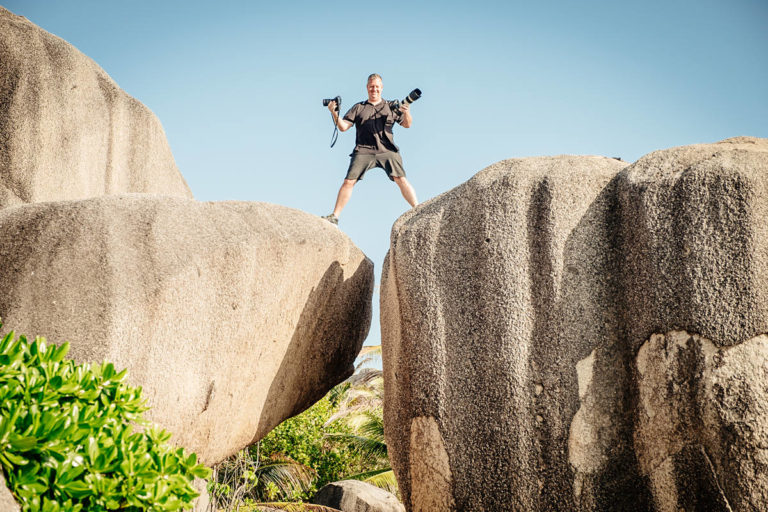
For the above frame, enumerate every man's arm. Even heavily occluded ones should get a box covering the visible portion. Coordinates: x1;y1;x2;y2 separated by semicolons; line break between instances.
399;102;412;128
328;101;352;131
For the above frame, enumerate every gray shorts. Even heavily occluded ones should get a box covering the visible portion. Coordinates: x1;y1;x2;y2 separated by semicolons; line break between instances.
345;151;406;182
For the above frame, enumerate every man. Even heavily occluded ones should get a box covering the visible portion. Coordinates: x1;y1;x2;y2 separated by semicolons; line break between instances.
322;74;418;225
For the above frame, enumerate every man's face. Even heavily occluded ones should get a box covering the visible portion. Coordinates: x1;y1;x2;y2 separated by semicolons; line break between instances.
367;78;382;102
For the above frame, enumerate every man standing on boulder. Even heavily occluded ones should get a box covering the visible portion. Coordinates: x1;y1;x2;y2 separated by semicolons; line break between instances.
322;74;418;225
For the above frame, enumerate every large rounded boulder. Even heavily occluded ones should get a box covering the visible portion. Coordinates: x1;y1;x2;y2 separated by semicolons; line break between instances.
0;195;373;465
382;154;628;511
0;7;192;208
381;137;768;511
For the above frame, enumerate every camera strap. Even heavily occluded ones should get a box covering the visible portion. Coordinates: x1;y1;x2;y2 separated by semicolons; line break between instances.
329;99;342;148
329;118;339;148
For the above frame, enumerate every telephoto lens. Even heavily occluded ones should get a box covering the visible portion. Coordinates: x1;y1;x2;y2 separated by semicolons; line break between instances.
390;88;422;115
403;88;422;105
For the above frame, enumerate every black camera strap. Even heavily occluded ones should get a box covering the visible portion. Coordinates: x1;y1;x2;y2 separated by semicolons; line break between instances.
329;117;339;148
328;99;342;148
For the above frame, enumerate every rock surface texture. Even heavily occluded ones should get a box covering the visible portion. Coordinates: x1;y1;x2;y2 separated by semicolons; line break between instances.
0;195;374;465
0;7;192;208
312;480;405;512
0;472;19;512
381;137;768;512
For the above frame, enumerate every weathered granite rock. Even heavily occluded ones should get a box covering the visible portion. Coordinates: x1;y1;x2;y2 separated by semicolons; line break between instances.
0;6;192;208
618;136;768;512
0;472;20;512
312;480;405;512
618;136;768;348
382;155;630;511
0;195;373;465
382;137;768;511
634;330;768;512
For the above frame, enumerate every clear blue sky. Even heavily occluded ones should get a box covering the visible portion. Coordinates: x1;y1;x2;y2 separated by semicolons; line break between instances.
6;0;767;351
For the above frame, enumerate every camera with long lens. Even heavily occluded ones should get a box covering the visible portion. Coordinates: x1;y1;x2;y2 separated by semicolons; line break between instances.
390;88;422;115
322;96;342;111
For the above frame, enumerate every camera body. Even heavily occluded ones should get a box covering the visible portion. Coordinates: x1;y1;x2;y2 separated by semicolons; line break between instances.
322;96;342;111
390;88;422;116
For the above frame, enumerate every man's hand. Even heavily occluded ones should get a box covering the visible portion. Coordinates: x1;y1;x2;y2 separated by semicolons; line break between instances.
328;101;352;132
399;102;412;128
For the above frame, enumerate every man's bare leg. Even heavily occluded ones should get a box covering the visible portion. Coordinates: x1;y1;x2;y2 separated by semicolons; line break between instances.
393;176;418;207
332;179;357;217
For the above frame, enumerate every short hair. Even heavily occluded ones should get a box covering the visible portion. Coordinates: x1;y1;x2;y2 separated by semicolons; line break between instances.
367;73;382;83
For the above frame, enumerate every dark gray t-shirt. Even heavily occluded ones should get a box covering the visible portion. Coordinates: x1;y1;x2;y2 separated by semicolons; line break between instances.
343;100;404;155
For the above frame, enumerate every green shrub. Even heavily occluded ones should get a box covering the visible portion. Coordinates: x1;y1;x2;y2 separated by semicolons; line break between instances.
210;390;378;507
256;393;364;501
0;325;210;511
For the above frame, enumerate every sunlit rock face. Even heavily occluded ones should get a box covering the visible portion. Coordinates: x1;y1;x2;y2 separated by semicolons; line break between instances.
0;4;377;509
634;330;768;512
0;6;192;208
381;137;768;511
0;196;374;466
382;154;629;511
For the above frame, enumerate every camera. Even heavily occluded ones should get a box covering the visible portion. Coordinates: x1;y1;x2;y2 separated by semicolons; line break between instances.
322;96;341;111
390;88;422;115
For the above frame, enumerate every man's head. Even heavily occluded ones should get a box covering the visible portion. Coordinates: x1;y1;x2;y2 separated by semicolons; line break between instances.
367;74;383;103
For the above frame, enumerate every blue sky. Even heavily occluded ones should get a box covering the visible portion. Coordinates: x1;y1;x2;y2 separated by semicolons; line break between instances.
6;0;767;351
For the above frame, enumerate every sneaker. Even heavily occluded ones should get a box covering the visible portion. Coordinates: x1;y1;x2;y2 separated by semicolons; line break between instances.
321;214;339;225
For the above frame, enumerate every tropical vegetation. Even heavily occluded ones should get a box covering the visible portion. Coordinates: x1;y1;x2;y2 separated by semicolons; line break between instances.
0;317;394;512
0;324;210;512
208;345;393;510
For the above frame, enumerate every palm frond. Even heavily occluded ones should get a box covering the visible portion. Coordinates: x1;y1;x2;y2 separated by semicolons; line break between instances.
356;412;384;441
357;345;382;358
324;432;388;461
346;368;383;386
328;382;351;407
257;457;317;496
340;381;381;402
354;345;382;370
333;408;383;434
364;470;398;495
325;402;376;426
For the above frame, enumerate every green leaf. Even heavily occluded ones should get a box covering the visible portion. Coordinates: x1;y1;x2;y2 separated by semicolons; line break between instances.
29;338;41;357
57;382;79;394
50;343;70;363
56;462;85;485
101;362;115;380
0;411;16;441
62;480;91;498
86;436;98;465
1;451;29;466
41;496;60;512
48;375;63;389
0;329;15;353
20;481;48;494
189;465;211;479
8;433;37;451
